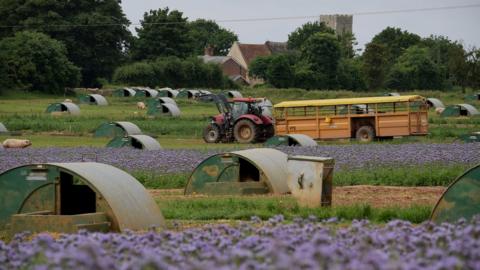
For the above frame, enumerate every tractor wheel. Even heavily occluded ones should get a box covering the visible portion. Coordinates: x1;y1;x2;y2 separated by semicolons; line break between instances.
203;124;221;143
261;125;275;142
234;120;260;143
355;126;375;142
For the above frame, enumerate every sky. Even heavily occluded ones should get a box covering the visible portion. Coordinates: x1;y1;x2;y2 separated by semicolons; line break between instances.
121;0;480;51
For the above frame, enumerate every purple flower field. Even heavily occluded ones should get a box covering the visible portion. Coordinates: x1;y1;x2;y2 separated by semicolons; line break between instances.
1;143;479;174
1;216;479;270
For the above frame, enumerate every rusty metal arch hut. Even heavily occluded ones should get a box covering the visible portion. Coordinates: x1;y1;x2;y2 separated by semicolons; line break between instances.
0;162;165;235
46;102;81;115
185;148;289;195
94;121;143;138
431;164;480;223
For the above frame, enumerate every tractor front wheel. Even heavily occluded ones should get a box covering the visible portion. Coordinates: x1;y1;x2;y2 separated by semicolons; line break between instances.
203;124;222;143
234;120;260;143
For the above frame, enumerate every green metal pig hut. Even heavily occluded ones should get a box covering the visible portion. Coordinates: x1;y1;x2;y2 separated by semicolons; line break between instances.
157;88;179;98
134;88;158;98
440;104;479;117
265;134;317;147
431;164;480;223
185;148;290;195
46;102;81;115
94;121;142;138
79;94;109;106
113;88;136;97
147;100;181;117
106;135;162;150
0;162;165;236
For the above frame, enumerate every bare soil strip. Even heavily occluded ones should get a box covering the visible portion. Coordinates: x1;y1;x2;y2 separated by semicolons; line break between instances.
150;185;445;208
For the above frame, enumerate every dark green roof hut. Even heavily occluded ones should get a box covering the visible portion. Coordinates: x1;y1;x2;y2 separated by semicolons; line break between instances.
431;164;480;223
0;162;165;235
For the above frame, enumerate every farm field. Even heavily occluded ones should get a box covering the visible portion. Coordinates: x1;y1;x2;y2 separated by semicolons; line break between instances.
1;89;479;269
0;89;479;146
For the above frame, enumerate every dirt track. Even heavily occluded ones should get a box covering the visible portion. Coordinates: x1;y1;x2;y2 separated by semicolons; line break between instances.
151;185;445;208
332;185;444;207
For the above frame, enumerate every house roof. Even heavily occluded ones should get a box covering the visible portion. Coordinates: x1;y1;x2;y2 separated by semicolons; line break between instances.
237;43;272;66
199;55;230;64
265;41;288;53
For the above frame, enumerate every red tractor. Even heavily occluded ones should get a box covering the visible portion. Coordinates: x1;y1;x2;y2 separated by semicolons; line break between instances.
203;94;274;143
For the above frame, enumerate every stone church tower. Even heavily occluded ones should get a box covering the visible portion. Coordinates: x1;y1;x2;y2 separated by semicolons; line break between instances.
320;14;353;35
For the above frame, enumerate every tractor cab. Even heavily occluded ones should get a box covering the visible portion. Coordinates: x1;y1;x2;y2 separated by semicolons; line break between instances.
203;95;275;144
230;98;264;118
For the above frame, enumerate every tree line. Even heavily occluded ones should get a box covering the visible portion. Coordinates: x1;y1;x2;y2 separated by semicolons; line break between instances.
0;1;237;94
250;23;480;91
0;1;478;94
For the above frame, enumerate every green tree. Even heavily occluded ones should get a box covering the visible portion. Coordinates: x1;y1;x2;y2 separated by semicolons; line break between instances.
371;27;421;63
0;0;132;87
287;21;334;50
249;56;273;80
337;58;366;90
300;32;341;88
466;48;480;89
0;31;80;94
362;42;388;90
189;19;238;56
265;54;295;88
386;46;442;90
293;61;323;90
132;8;193;60
421;36;468;89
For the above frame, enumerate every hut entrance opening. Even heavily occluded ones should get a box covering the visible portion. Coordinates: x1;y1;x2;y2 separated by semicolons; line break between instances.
131;137;144;149
59;171;96;215
238;158;259;182
460;107;469;116
60;104;68;112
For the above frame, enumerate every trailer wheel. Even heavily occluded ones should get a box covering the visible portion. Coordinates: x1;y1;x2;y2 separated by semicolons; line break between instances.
355;126;375;142
203;124;221;143
234;120;260;143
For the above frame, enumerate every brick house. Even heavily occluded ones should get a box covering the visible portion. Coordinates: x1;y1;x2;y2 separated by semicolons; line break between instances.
200;41;288;85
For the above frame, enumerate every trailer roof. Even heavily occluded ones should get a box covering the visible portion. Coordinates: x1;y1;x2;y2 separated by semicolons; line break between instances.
274;95;425;108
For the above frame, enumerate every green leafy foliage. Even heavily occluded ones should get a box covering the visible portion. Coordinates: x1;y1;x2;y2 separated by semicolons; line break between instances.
371;27;421;64
189;19;238;56
386;46;443;90
0;31;80;93
0;0;132;87
301;32;341;89
362;43;388;90
337;58;366;90
132;8;193;60
113;57;232;88
287;21;334;50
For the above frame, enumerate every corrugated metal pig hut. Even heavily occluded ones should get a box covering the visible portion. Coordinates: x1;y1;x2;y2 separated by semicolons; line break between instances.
94;121;142;138
0;163;165;236
265;134;317;147
46;102;81;115
185;148;334;203
431;164;480;223
106;135;162;150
